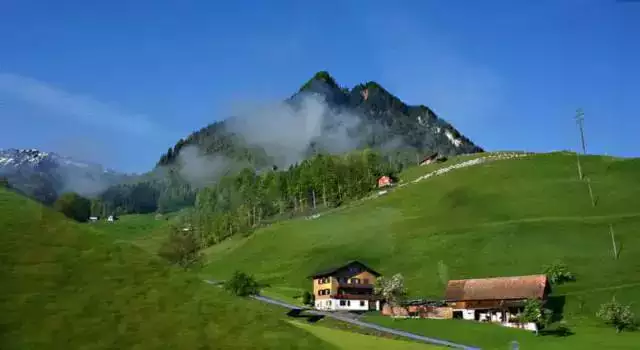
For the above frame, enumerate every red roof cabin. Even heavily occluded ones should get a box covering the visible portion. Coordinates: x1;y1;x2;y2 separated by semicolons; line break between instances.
377;175;393;188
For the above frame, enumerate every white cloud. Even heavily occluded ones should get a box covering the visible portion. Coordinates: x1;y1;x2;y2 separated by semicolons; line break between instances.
0;72;160;135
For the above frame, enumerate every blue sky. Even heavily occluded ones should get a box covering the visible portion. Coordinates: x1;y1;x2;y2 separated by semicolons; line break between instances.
0;0;637;173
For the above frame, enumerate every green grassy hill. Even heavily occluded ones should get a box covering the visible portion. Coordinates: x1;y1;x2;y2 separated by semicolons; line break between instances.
0;188;335;349
200;152;640;349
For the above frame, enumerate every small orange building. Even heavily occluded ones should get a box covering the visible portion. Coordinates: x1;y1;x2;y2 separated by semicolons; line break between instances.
377;176;393;188
310;260;382;311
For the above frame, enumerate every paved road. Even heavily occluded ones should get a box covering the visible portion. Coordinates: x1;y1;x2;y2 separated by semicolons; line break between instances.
204;279;480;349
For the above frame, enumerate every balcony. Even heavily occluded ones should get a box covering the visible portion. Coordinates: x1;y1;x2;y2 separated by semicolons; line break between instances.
332;293;378;300
338;283;374;289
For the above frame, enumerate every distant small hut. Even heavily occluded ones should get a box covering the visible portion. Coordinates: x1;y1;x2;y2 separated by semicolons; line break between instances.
377;175;393;188
419;153;447;166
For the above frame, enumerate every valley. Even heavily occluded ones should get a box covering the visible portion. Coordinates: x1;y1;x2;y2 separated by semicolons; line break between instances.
86;151;640;349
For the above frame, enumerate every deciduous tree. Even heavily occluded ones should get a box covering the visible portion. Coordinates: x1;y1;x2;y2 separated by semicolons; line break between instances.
224;271;261;297
53;192;91;222
543;261;575;285
374;273;407;307
596;297;636;333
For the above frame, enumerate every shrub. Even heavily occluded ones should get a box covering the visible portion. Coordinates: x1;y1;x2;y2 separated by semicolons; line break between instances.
158;226;201;268
224;271;260;297
543;261;575;285
53;192;91;222
517;299;553;334
302;291;314;306
596;297;636;333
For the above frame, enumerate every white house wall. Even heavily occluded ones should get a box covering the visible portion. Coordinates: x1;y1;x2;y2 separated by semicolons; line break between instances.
314;299;372;311
452;308;539;333
455;309;476;320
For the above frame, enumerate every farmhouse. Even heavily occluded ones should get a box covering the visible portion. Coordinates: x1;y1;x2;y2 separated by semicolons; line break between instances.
444;274;550;329
419;152;448;166
310;260;382;311
88;216;99;223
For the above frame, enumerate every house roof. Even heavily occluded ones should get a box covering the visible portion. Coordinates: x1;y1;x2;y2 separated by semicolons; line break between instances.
420;152;439;163
444;274;548;301
309;260;381;279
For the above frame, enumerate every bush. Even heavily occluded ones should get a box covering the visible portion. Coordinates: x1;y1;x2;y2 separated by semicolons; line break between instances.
596;297;636;333
302;291;314;306
543;261;575;285
53;192;91;222
224;271;260;297
158;226;201;269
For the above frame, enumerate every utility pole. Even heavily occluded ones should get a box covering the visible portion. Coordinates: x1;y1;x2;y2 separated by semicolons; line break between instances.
312;189;317;210
610;224;619;260
575;108;587;155
574;109;586;180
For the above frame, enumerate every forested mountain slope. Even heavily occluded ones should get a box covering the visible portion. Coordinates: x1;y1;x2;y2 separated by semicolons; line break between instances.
95;71;482;218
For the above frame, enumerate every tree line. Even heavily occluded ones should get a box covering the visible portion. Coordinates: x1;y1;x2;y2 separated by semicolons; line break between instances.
158;150;397;253
89;168;197;217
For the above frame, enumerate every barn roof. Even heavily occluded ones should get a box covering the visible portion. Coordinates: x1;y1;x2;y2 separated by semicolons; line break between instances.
309;260;381;279
421;152;439;162
444;274;548;301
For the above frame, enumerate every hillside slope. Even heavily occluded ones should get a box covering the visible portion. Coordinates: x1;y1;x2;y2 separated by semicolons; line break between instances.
0;188;332;349
201;152;640;349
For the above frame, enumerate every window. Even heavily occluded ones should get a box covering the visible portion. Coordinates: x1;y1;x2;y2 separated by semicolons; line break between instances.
351;278;361;284
360;301;366;307
363;279;369;284
340;300;346;306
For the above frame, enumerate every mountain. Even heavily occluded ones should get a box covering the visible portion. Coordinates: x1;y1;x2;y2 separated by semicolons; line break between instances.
156;71;483;170
93;72;484;217
0;148;129;204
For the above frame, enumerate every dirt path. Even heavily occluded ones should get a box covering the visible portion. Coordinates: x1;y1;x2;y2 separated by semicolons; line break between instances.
471;212;640;229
